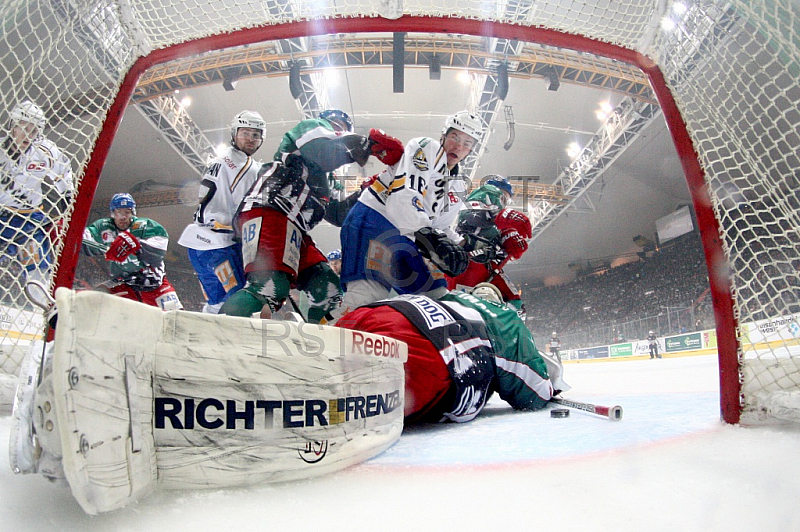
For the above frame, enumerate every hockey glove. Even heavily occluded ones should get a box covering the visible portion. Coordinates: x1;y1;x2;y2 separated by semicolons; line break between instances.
495;209;532;239
456;208;496;237
499;229;528;261
368;128;404;166
105;231;141;262
414;227;469;277
283;153;306;181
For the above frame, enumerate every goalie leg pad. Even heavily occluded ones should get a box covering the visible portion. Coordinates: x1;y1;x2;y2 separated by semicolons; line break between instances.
9;340;46;475
42;288;407;514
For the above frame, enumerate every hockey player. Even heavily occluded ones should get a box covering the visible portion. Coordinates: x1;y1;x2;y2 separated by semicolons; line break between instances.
647;330;661;359
327;248;342;275
82;193;182;310
339;111;482;313
337;282;567;423
1;100;73;291
549;331;561;362
220;109;403;322
178;110;266;313
447;175;532;317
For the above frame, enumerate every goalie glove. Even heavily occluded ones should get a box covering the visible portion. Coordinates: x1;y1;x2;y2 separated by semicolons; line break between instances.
414;227;469;277
499;229;528;261
105;231;141;262
367;128;404;165
495;209;532;239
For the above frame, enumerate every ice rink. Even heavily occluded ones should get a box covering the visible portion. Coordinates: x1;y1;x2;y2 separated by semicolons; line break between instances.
3;353;800;531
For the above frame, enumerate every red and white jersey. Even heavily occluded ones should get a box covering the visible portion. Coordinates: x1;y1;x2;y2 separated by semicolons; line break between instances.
358;136;460;241
179;146;262;250
0;134;73;217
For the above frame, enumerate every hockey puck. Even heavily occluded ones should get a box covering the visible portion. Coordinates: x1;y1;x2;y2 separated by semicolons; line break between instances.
550;408;570;418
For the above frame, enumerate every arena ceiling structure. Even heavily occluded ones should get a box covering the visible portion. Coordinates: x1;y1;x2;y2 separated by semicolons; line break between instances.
94;31;692;286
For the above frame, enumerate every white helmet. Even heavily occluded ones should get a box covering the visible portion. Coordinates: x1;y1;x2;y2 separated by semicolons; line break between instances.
471;282;503;305
443;110;483;141
10;100;46;132
230;110;266;145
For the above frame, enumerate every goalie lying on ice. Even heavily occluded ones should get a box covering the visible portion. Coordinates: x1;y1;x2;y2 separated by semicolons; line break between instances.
336;283;569;423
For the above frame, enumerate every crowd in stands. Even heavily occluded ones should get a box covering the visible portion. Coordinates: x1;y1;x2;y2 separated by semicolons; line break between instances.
522;231;718;349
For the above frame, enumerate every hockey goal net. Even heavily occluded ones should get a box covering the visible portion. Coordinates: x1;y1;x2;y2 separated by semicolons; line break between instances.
1;0;798;424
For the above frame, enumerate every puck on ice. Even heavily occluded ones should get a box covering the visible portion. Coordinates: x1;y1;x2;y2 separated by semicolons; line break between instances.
550;408;570;418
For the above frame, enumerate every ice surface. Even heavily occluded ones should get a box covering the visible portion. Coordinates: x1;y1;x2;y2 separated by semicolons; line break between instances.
2;354;800;531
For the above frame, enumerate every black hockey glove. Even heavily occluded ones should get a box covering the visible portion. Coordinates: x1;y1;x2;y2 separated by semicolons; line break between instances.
414;227;469;277
468;242;504;264
456;208;496;236
283;153;306;180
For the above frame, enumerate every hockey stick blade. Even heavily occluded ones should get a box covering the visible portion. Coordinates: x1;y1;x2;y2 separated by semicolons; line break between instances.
551;397;623;421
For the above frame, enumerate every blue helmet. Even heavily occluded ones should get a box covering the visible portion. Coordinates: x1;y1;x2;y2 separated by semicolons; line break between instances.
327;249;342;261
109;193;136;214
485;175;513;197
319;109;353;133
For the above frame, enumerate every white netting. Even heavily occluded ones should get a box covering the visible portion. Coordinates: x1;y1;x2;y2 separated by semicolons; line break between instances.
1;0;799;422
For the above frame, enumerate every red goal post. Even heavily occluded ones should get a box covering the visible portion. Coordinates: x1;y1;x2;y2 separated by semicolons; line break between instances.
1;1;798;425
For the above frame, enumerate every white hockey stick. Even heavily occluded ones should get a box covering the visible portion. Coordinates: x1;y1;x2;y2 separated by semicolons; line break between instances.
81;238;109;254
551;396;623;421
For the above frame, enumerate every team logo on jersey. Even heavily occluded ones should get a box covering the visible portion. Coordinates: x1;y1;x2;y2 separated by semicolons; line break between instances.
412;148;428;171
402;294;455;329
411;196;424;212
214;260;239;292
366;239;392;278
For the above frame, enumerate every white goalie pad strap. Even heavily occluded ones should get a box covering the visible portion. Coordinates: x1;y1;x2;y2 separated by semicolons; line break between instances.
49;288;407;514
52;288;161;515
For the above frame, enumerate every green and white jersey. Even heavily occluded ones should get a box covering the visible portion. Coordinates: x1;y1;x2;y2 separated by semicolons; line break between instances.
464;184;506;213
82;216;169;289
440;291;552;410
274;117;365;193
239;118;368;232
455;184;506;249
